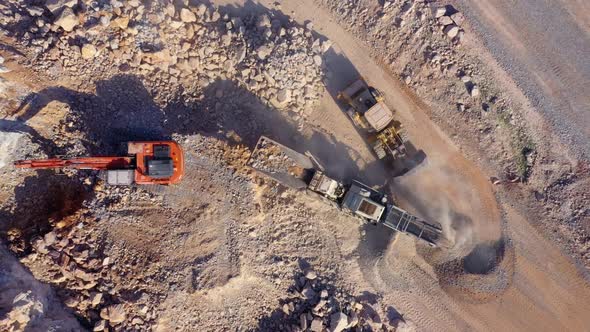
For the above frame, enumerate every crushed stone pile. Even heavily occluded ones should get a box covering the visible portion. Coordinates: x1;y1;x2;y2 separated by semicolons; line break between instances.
259;268;413;331
248;137;304;176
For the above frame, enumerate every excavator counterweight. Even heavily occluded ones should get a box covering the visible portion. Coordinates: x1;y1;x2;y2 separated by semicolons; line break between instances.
14;141;184;186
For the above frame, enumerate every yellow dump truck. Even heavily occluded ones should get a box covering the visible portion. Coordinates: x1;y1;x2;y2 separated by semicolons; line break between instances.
337;78;408;160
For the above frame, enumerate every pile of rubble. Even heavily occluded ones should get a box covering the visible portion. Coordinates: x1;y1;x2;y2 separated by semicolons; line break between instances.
18;194;160;332
0;0;329;119
248;138;303;176
260;268;412;331
0;246;82;332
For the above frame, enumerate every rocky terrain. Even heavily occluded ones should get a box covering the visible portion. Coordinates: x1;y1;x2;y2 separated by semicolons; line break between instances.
0;0;589;331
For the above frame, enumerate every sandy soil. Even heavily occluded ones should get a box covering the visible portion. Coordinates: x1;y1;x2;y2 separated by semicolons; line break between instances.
453;0;590;158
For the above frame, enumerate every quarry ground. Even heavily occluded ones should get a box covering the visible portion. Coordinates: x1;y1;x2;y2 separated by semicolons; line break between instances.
0;0;589;331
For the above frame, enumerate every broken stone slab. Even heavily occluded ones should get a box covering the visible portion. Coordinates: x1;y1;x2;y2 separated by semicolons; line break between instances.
305;270;318;280
437;16;453;26
90;292;103;307
257;45;273;60
313;55;322;66
54;7;79;32
131;317;144;325
470;85;481;97
432;6;446;18
45;0;78;14
110;16;130;29
27;6;45;16
330;312;348;332
451;12;465;26
310;318;324;332
180;8;197;23
100;304;126;325
443;24;460;38
81;44;97;59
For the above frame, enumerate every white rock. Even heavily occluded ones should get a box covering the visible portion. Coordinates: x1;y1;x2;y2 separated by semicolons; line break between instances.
81;44;97;59
90;292;103;307
165;3;175;17
196;4;208;17
305;270;318;280
443;24;460;38
460;75;471;83
43;232;57;246
470;85;480;97
330;312;348;332
437;16;453;26
313;55;322;66
27;6;45;16
451;12;465;26
180;8;197;23
310;319;323;332
45;0;78;14
257;45;273;60
54;7;79;32
433;7;446;18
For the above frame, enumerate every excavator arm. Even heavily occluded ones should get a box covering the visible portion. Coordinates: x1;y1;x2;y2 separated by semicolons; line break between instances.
14;156;133;170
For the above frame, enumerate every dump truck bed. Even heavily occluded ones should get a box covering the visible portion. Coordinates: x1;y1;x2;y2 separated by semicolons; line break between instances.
247;136;315;189
382;205;443;247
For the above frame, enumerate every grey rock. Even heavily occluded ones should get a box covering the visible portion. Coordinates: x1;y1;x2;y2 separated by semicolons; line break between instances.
330;312;348;332
310;318;324;332
27;6;45;17
437;16;453;26
257;14;271;28
451;12;465;26
45;0;78;14
54;7;79;32
432;7;446;18
443;24;459;38
180;8;196;23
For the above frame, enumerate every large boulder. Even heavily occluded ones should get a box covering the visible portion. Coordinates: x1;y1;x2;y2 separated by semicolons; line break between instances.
330;312;348;332
54;7;79;32
180;8;196;23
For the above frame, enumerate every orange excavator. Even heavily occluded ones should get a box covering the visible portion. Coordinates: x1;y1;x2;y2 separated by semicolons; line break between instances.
14;141;184;185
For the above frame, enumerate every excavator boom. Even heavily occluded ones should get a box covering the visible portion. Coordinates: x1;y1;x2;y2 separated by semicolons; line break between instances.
14;157;134;170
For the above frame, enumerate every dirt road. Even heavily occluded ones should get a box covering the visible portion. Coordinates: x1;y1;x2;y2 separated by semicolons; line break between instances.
218;0;590;330
453;0;590;158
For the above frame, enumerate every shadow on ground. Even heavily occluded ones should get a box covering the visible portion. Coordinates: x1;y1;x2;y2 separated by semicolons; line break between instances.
256;266;403;330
